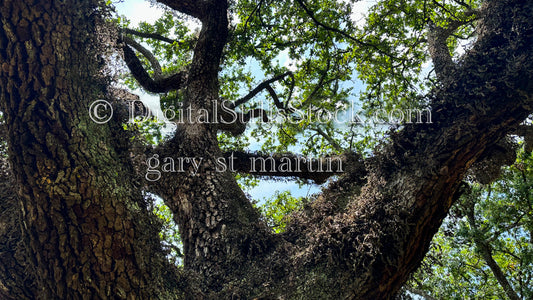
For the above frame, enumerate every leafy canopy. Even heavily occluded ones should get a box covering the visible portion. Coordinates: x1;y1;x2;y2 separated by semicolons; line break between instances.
116;0;481;156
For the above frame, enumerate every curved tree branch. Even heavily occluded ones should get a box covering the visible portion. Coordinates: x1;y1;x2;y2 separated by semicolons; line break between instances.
122;43;188;93
467;137;518;184
123;35;163;79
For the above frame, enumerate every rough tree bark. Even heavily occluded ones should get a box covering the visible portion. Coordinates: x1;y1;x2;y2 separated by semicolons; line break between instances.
0;132;36;298
0;1;183;299
0;0;532;299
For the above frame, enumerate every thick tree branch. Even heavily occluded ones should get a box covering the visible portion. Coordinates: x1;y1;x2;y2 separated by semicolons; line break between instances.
427;22;457;81
105;87;157;127
280;1;533;298
184;0;228;96
0;145;37;299
467;137;518;184
122;43;187;93
427;11;478;81
156;0;206;19
466;124;533;184
226;151;363;184
106;87;140;102
142;2;271;290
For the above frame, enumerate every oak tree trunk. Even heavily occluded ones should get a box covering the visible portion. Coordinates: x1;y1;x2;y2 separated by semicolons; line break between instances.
0;1;182;298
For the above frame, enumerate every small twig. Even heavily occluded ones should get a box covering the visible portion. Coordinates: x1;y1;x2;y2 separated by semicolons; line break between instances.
312;126;343;152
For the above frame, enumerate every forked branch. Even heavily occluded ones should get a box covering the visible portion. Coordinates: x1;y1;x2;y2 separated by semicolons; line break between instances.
427;10;479;80
232;72;294;108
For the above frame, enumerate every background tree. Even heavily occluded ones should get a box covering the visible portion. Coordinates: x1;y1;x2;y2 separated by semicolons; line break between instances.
1;0;532;299
403;144;532;300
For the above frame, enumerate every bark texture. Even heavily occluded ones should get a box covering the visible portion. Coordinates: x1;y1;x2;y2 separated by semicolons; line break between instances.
0;139;36;299
0;1;184;298
147;1;275;293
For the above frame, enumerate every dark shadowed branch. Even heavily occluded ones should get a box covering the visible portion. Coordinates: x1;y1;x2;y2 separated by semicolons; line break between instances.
122;28;179;44
123;35;163;79
156;0;206;19
515;124;533;152
225;151;364;184
280;1;533;298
